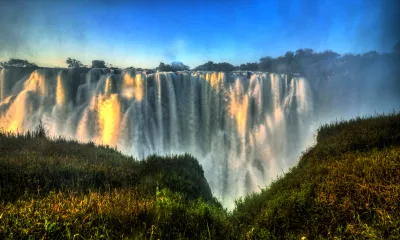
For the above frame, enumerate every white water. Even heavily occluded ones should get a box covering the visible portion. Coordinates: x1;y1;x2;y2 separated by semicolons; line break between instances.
0;68;314;208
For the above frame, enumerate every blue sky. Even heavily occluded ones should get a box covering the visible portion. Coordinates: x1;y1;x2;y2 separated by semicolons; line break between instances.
0;0;399;68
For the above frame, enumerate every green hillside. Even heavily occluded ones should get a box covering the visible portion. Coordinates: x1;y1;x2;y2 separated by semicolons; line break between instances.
1;113;400;239
231;112;400;239
0;124;230;239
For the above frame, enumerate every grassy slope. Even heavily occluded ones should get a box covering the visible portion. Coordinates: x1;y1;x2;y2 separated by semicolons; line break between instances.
0;127;230;239
1;113;400;239
231;113;400;239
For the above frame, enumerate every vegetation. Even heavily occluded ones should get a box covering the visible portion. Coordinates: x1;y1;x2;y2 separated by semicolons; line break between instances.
231;112;400;239
192;41;399;74
3;41;399;74
238;62;258;71
193;61;235;72
0;112;399;239
156;62;189;72
0;58;38;68
125;66;136;71
91;60;107;68
66;58;84;68
0;122;229;239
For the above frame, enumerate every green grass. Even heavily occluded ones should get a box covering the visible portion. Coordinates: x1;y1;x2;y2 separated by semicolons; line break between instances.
231;112;400;239
1;113;400;239
0;123;230;239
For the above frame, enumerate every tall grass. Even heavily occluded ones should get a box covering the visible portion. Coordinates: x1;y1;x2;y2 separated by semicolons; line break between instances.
0;123;229;239
231;112;400;239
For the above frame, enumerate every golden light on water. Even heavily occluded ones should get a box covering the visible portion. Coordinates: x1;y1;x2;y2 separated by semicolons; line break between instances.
2;91;29;133
122;73;134;99
97;94;121;146
123;73;135;85
104;76;113;95
205;72;225;92
56;73;66;106
229;80;249;138
122;73;144;101
0;71;46;133
25;71;46;96
135;74;144;101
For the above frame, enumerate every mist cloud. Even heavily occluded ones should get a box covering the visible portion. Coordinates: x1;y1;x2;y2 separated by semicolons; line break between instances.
0;0;32;58
0;0;87;62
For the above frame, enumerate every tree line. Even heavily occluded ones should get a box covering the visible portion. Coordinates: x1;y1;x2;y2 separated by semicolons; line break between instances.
1;41;399;74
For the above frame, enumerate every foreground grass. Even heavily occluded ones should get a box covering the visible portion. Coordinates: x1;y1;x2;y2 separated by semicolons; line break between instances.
231;112;400;239
1;189;230;239
0;125;230;239
1;113;400;239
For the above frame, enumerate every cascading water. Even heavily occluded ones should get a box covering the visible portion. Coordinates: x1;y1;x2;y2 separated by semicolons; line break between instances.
0;68;5;101
0;68;314;208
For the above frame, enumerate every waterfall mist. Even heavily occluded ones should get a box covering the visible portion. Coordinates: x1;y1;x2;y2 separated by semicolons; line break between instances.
0;68;314;208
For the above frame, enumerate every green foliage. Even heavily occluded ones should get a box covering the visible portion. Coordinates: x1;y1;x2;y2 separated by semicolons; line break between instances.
193;47;399;75
0;123;229;239
0;58;38;68
66;58;84;68
140;154;214;203
311;112;400;161
259;56;273;71
156;62;189;72
238;62;258;71
125;66;136;71
230;112;400;239
91;60;107;68
194;61;235;71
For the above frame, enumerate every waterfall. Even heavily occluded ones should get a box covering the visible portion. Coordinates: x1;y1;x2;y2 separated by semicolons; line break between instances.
0;68;314;208
0;68;5;101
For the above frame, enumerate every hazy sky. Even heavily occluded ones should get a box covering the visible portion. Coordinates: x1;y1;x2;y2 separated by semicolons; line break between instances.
0;0;399;68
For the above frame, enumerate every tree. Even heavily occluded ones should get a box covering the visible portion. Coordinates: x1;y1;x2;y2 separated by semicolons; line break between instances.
156;62;173;72
91;60;107;68
362;51;379;58
125;66;136;71
239;62;258;71
215;62;235;72
66;58;84;68
205;61;215;71
156;62;189;72
194;61;237;71
259;57;273;71
319;50;340;59
295;48;315;59
284;51;295;63
271;56;290;73
194;61;213;71
170;62;190;71
0;58;38;68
